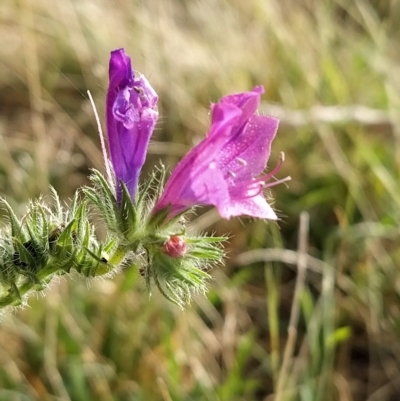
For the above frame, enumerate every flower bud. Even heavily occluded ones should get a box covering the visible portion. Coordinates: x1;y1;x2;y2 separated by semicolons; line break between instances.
106;48;158;202
162;235;188;258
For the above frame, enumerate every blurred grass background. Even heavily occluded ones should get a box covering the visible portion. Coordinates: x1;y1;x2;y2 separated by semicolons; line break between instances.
1;0;400;400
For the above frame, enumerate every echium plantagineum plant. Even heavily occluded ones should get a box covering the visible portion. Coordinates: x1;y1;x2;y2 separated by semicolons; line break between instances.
0;48;289;310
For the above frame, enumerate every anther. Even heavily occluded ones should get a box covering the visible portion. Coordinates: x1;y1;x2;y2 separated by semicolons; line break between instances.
236;157;247;166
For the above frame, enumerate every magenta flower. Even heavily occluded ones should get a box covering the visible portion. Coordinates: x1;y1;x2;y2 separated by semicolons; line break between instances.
154;86;289;220
106;48;158;201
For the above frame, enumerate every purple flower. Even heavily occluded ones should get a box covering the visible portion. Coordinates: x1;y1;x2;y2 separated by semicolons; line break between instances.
106;48;158;201
154;86;289;220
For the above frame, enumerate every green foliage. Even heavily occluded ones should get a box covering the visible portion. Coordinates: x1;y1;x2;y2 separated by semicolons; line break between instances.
0;192;111;307
0;168;227;309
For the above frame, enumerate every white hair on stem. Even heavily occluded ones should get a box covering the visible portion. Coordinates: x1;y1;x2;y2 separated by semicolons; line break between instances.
87;90;113;186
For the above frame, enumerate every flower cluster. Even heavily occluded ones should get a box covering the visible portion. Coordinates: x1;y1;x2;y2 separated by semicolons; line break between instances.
106;48;287;222
85;48;288;306
0;48;288;310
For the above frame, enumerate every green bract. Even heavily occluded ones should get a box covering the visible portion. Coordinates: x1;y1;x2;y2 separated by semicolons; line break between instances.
0;170;226;310
0;189;114;308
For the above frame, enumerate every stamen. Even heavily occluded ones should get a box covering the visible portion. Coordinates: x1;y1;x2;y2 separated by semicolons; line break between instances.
264;175;292;188
230;150;290;201
239;176;291;200
253;151;285;184
228;171;236;178
249;183;264;198
236;157;247;166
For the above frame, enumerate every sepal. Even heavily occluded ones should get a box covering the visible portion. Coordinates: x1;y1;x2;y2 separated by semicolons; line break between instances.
84;169;121;233
84;169;139;243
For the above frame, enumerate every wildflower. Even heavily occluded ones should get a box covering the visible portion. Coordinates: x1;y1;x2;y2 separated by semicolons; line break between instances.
154;86;289;220
106;48;158;201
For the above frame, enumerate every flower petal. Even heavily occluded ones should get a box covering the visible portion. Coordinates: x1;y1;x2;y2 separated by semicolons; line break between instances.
219;194;278;220
219;86;264;131
221;114;279;183
155;101;242;212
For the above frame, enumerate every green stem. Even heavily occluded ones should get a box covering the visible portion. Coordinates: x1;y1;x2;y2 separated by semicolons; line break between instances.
108;245;130;266
0;259;75;308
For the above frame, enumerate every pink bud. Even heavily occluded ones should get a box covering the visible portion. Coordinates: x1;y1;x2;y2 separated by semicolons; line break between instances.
162;235;188;258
